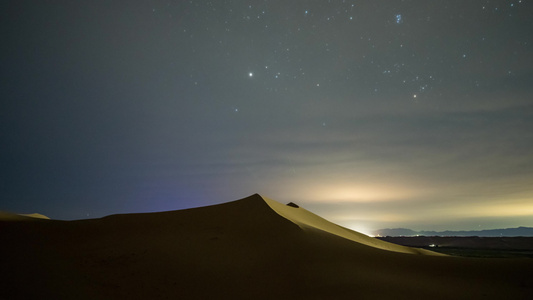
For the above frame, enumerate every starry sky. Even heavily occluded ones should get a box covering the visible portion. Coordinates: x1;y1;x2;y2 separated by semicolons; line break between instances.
1;0;532;233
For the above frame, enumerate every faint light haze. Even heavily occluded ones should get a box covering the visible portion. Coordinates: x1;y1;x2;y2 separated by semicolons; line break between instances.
1;0;532;233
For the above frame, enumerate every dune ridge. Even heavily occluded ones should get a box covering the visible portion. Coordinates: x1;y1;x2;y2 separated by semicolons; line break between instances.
18;213;50;219
262;195;442;255
0;211;50;221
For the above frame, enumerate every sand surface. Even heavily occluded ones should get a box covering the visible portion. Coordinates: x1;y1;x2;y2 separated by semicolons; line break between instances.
1;194;532;299
263;196;441;255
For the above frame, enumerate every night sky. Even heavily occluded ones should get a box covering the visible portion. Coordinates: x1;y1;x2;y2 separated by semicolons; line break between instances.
2;1;532;234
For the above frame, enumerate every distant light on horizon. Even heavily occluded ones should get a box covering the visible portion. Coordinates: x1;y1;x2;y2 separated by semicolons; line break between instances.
290;182;422;203
344;222;374;237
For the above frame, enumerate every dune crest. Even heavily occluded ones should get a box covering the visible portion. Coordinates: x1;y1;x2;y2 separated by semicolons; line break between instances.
261;195;442;255
0;211;50;221
18;213;50;220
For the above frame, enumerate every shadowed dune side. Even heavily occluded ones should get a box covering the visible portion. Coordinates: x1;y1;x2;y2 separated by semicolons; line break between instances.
1;194;532;299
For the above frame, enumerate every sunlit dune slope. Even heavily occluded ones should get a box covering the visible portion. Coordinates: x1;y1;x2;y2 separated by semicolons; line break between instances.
263;196;442;255
0;211;50;221
1;194;532;300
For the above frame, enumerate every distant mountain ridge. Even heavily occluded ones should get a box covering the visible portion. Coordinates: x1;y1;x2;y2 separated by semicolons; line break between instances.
373;226;533;237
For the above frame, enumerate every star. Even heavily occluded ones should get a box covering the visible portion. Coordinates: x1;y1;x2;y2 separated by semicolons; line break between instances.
395;14;402;24
249;72;253;77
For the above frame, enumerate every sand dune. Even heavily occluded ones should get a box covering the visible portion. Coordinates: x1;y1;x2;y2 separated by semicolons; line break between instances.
1;194;532;299
18;213;50;220
263;196;442;255
0;211;50;221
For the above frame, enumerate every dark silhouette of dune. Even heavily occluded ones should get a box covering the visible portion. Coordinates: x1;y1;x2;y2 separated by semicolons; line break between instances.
1;194;532;299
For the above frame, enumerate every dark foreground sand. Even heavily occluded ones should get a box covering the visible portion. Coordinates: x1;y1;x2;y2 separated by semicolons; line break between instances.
1;194;532;299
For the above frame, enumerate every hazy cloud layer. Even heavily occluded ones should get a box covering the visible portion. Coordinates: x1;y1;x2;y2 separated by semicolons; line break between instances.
1;1;532;231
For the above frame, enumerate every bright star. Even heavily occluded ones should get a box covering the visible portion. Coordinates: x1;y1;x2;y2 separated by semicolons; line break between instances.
249;72;253;77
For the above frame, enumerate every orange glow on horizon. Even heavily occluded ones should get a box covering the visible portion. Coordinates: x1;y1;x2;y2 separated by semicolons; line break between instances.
301;183;421;203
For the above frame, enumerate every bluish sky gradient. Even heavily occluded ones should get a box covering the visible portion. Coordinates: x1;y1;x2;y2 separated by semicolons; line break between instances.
1;0;532;233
